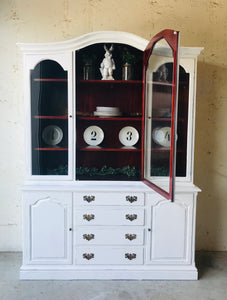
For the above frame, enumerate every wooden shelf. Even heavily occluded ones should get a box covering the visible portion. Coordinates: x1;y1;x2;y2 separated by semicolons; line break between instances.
151;148;185;152
151;148;170;152
79;80;142;84
34;78;67;82
78;147;184;153
152;117;171;121
35;148;68;151
151;81;173;87
78;116;142;121
34;116;68;119
152;117;185;122
79;147;141;152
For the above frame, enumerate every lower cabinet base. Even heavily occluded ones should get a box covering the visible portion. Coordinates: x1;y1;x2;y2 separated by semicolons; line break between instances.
21;188;200;281
20;265;198;280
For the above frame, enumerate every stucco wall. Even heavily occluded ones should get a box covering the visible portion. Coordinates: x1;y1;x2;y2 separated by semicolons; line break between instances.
0;0;226;251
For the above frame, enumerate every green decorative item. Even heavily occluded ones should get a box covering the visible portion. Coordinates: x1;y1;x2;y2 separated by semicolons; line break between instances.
47;165;68;175
150;167;169;176
82;53;97;65
122;48;136;80
122;48;136;65
82;54;97;80
76;165;141;179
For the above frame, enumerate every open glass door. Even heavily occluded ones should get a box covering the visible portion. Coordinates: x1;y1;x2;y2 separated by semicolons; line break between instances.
142;29;179;201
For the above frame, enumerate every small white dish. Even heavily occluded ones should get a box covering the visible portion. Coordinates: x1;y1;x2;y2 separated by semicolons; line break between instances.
83;126;104;146
94;111;122;117
121;146;136;149
96;106;120;113
85;145;101;149
42;125;63;146
119;126;139;147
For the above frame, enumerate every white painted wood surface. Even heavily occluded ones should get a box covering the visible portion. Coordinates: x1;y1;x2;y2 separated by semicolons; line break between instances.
23;191;72;265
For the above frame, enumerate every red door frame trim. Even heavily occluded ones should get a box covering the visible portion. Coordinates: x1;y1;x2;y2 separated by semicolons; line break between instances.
141;29;179;201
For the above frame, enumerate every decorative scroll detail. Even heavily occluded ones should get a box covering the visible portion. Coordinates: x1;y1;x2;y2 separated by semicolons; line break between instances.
126;196;138;203
83;253;94;260
125;253;136;260
83;214;95;221
125;214;137;221
83;234;95;241
125;233;137;241
83;195;95;203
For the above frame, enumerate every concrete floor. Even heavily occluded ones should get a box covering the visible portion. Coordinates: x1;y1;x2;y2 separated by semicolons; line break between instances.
0;252;226;300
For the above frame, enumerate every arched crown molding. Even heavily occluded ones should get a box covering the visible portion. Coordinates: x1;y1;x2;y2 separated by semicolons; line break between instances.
17;30;203;58
17;31;148;54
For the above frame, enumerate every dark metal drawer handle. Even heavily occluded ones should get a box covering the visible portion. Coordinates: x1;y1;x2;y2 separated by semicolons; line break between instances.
126;196;138;203
125;253;136;260
83;253;94;260
125;233;137;241
83;234;95;241
125;214;137;221
83;195;95;203
83;214;95;221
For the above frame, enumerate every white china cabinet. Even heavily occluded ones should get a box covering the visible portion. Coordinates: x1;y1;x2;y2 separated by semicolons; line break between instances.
18;30;203;280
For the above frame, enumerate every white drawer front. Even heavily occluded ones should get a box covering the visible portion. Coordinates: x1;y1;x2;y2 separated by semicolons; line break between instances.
76;247;143;265
76;228;144;245
75;192;144;206
75;207;144;226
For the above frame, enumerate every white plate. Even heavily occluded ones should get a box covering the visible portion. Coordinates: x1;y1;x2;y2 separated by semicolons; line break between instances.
42;125;63;146
96;106;120;113
94;111;122;117
152;127;171;148
83;126;104;146
119;126;139;147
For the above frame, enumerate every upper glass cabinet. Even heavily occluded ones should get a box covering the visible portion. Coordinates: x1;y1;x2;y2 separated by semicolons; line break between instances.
142;30;180;201
25;30;193;199
30;60;68;176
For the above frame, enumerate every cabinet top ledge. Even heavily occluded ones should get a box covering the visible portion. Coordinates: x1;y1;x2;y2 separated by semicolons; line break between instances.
17;31;203;58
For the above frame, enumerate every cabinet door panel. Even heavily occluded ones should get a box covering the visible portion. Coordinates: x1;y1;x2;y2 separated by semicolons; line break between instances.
30;60;69;176
147;196;193;264
23;191;72;265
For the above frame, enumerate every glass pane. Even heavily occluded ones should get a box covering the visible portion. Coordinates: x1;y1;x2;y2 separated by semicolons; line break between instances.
176;67;189;177
30;60;68;175
144;39;176;194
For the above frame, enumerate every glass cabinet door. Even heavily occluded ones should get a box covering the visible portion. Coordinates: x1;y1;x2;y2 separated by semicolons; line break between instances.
142;30;179;201
30;60;68;176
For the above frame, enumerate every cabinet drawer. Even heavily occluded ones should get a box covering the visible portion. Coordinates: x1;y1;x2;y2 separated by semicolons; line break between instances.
76;247;143;265
75;192;144;206
75;207;144;226
76;228;144;245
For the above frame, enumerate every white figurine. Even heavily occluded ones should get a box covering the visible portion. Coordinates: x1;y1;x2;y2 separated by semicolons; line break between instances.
100;45;115;80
